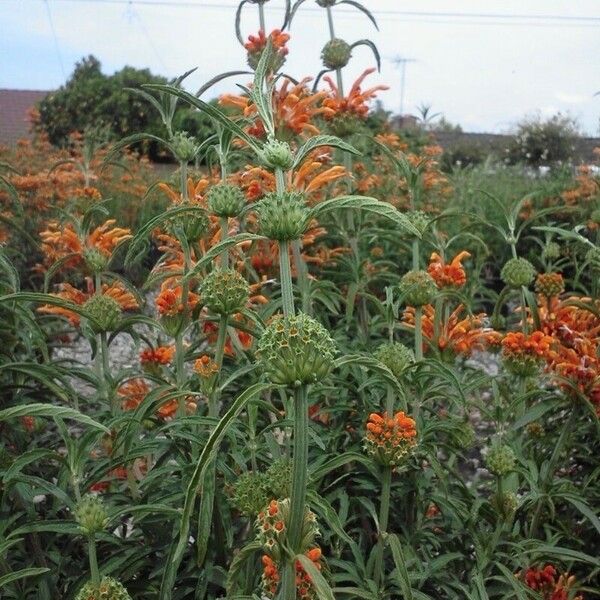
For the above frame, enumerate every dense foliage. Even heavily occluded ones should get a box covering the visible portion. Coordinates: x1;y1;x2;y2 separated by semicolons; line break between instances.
1;2;599;600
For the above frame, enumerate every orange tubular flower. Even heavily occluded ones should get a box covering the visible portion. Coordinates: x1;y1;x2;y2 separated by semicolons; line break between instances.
403;304;500;357
140;345;175;366
118;378;150;411
40;219;131;270
323;68;388;119
427;251;471;288
194;354;219;378
156;285;199;317
158;177;211;205
38;281;138;326
365;411;417;466
156;396;197;420
245;28;289;58
523;565;583;600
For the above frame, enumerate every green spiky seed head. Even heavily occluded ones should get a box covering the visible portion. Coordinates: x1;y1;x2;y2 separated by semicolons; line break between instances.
326;113;363;137
500;257;536;288
171;131;198;163
526;421;545;438
264;458;293;499
168;203;209;243
257;313;337;386
75;576;132;600
231;472;270;517
201;269;249;315
316;0;336;6
257;191;311;242
586;247;600;272
256;498;319;560
455;421;476;449
321;38;352;70
207;183;246;218
83;248;108;274
542;241;561;260
399;270;437;306
405;210;431;237
83;295;122;333
493;491;518;520
485;444;516;476
535;272;564;297
75;494;109;535
261;138;295;170
503;353;541;378
374;342;414;379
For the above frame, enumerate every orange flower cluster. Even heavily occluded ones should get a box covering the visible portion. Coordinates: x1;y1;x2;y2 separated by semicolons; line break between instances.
38;281;138;326
194;354;219;378
524;565;582;600
261;547;323;600
156;286;199;317
365;411;417;466
245;28;289;56
403;304;500;357
140;345;175;366
427;251;470;289
117;378;197;419
501;330;554;377
323;68;388;119
203;318;253;356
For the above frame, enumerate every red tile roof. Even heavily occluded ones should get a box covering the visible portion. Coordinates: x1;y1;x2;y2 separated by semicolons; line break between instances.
0;89;50;146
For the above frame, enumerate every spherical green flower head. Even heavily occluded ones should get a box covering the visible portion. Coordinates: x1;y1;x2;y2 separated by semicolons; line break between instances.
257;191;311;242
231;472;270;517
500;257;536;288
75;577;132;600
586;247;600;273
326;112;363;138
485;444;516;476
83;295;122;333
168;204;209;243
201;269;249;315
374;342;414;380
542;241;561;260
526;421;545;438
264;457;292;499
502;353;541;378
261;139;294;170
321;38;352;70
405;210;431;238
257;313;337;386
75;494;109;535
83;248;108;274
399;270;437;306
247;47;286;72
493;491;518;520
207;183;246;218
171;131;198;163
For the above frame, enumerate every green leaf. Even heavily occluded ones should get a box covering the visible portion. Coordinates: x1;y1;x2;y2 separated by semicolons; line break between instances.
159;382;272;600
0;403;109;433
0;567;50;589
292;135;360;170
310;195;421;237
526;544;600;566
387;533;414;600
560;495;600;535
295;554;335;600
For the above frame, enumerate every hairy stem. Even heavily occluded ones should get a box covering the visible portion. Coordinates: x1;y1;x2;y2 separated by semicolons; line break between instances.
88;536;100;587
279;240;295;317
373;466;392;587
220;217;229;269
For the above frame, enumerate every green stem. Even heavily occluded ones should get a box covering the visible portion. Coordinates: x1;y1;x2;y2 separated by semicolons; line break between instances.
288;385;309;550
373;466;392;587
279;240;295;317
88;536;100;587
258;1;266;31
180;161;188;201
220;217;229;269
291;239;310;315
209;314;229;418
326;6;344;97
412;239;420;270
99;331;112;410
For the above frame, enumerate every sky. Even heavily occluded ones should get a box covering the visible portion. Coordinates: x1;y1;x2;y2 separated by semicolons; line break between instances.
1;0;599;135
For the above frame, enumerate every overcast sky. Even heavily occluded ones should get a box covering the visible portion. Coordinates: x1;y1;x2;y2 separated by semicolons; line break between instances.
2;0;599;134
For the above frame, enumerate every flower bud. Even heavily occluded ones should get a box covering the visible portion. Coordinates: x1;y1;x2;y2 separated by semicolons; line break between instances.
405;210;431;237
168;203;209;243
542;241;561;260
75;494;109;535
83;295;122;333
257;313;337;386
535;273;564;297
500;257;536;288
207;183;246;218
374;342;414;380
231;472;270;517
261;138;294;170
399;270;437;306
316;0;336;6
75;576;132;600
83;248;108;274
171;131;198;163
364;411;417;467
321;38;352;70
201;269;250;315
264;458;292;499
257;191;311;242
526;421;545;438
494;491;518;520
485;444;516;476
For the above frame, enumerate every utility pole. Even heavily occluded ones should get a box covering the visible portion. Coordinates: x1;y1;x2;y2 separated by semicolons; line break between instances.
390;56;416;115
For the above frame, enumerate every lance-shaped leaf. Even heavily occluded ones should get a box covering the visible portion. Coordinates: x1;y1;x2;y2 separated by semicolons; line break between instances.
196;70;252;97
340;0;379;30
0;567;50;590
143;83;262;154
295;554;335;600
159;382;272;600
387;534;415;600
183;233;265;282
292;135;361;170
0;403;109;433
104;132;175;165
350;39;381;71
310;195;421;237
249;40;276;138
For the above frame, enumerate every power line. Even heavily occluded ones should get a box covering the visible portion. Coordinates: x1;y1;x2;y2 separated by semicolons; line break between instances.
43;0;66;78
33;0;600;27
